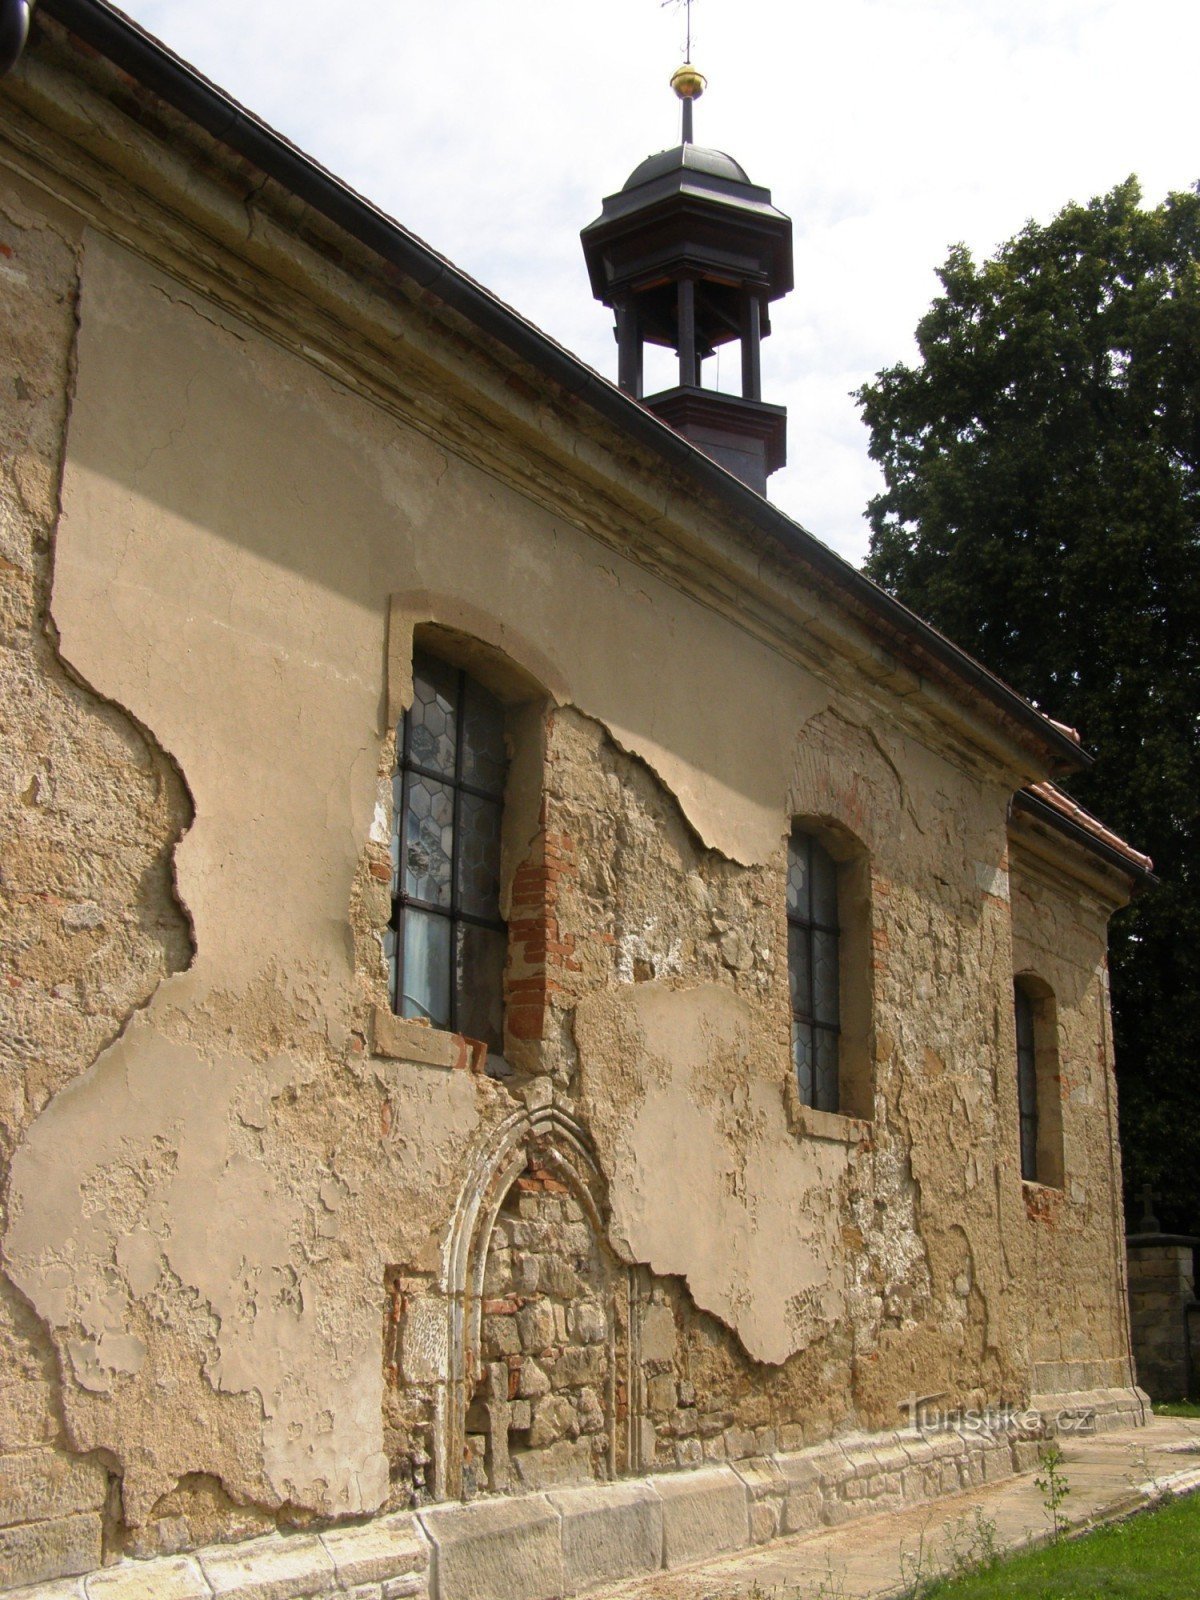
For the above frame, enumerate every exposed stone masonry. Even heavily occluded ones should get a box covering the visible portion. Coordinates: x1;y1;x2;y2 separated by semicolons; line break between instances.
470;1168;615;1494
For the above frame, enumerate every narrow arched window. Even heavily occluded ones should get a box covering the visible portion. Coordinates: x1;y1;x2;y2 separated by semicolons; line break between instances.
788;830;840;1111
389;650;508;1050
1013;976;1063;1186
1015;983;1039;1181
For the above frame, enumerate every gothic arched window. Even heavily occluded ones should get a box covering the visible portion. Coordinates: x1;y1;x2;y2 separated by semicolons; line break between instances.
389;650;508;1050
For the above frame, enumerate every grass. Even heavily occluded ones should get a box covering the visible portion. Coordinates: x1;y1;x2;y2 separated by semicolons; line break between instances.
903;1491;1200;1598
1152;1400;1200;1419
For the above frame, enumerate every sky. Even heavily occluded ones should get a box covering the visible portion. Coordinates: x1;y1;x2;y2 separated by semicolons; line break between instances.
119;0;1200;567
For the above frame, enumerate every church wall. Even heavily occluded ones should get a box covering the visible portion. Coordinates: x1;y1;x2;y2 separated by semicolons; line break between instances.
0;68;1140;1590
1008;836;1137;1402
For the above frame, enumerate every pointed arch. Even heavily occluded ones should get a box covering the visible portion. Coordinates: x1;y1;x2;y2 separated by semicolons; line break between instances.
435;1104;617;1499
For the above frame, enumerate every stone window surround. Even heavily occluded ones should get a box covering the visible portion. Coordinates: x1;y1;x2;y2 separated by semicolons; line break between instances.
1013;971;1066;1191
786;816;875;1131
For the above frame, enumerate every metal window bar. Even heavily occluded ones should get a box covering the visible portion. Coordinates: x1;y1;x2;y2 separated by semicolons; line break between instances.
390;657;507;1035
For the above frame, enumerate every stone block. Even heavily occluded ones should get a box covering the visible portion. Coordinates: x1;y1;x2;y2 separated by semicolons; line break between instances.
319;1514;430;1590
85;1555;210;1600
0;1512;102;1591
783;1492;821;1535
0;1448;109;1529
529;1396;575;1449
639;1305;676;1363
749;1502;778;1544
14;1582;86;1600
646;1376;676;1415
419;1495;563;1600
519;1362;551;1400
729;1459;784;1502
509;1439;592;1492
982;1446;1012;1484
382;1577;427;1600
199;1532;337;1600
651;1466;749;1569
775;1454;820;1492
551;1347;604;1389
516;1301;555;1353
0;1380;58;1454
547;1481;662;1592
570;1304;606;1345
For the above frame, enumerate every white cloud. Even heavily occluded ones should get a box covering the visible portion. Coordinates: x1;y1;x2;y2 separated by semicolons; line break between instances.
121;0;1200;563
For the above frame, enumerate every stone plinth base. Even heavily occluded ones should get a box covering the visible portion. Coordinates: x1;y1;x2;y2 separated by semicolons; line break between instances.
6;1397;1147;1600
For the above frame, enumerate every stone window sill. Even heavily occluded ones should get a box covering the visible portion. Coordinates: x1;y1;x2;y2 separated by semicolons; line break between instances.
785;1085;872;1146
371;1004;488;1072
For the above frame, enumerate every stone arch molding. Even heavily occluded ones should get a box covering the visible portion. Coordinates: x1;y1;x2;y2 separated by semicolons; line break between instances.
435;1102;630;1500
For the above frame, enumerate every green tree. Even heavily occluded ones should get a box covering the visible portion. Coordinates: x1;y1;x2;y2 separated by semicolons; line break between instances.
859;177;1200;1231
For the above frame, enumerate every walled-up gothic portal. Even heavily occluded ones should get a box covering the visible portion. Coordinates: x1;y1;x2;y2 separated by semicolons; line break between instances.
465;1163;623;1492
433;1106;648;1502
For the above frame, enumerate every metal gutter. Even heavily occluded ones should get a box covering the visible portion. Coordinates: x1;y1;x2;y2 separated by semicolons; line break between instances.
1012;789;1157;888
15;0;1088;772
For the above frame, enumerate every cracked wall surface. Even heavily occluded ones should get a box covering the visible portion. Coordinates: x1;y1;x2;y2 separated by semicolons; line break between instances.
0;83;1139;1592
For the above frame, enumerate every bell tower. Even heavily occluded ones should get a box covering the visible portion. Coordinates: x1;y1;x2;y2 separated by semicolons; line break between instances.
581;63;793;495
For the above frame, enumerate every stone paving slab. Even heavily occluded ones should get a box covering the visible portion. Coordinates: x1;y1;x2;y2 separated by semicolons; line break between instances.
603;1415;1200;1600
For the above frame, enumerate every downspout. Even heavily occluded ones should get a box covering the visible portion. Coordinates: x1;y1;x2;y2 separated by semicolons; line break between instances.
0;0;31;76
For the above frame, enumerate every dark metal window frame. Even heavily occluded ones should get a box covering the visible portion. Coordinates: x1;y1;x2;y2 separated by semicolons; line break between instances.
788;830;841;1113
1015;982;1039;1182
390;657;507;1034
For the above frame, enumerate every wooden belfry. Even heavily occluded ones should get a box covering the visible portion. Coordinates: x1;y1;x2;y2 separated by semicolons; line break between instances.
580;52;793;495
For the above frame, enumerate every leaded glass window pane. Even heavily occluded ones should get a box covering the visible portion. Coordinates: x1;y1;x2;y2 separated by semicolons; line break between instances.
792;1020;814;1106
1015;985;1039;1181
457;792;503;920
811;845;838;928
462;681;507;796
391;649;509;1052
786;835;809;919
788;830;840;1112
457;923;507;1047
404;775;455;906
408;654;457;778
401;908;451;1027
812;930;840;1025
787;924;810;1015
814;1028;839;1113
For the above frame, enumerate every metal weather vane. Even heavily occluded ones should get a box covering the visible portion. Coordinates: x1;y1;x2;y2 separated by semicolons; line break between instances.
661;0;695;64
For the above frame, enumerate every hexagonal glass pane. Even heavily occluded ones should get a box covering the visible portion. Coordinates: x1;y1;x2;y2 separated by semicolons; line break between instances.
404;775;454;906
406;652;457;777
461;679;507;796
457;793;502;920
814;1027;839;1113
786;833;810;919
812;931;839;1025
792;1020;814;1107
788;924;811;1018
811;840;838;929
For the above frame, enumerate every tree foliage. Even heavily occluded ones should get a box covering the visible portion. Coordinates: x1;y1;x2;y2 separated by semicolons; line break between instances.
859;177;1200;1230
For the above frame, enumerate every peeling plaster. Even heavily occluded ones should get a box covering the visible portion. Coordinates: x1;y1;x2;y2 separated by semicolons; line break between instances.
575;982;852;1366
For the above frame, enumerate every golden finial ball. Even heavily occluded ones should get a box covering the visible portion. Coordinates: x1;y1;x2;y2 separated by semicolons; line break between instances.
670;64;706;101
